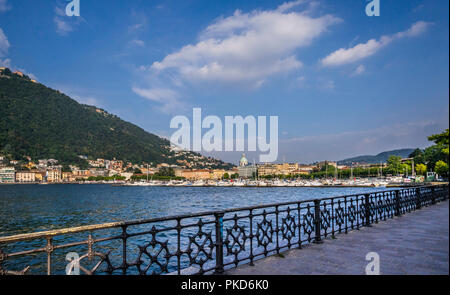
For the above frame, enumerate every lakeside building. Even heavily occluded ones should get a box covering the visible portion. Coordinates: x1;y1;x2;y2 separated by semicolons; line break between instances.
175;169;234;180
121;172;134;180
256;163;314;177
257;164;277;176
34;171;45;182
110;160;123;171
316;161;337;169
62;172;77;182
275;163;299;175
47;168;62;183
88;159;107;168
0;167;15;183
89;168;108;177
298;164;315;173
210;169;228;180
73;169;91;179
179;169;211;180
237;154;257;178
15;171;36;182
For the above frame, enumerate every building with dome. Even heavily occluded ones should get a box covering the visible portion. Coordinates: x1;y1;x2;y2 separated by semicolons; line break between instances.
237;153;257;178
239;154;249;167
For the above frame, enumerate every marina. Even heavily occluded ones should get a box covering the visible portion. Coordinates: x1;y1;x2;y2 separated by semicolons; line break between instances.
117;177;415;188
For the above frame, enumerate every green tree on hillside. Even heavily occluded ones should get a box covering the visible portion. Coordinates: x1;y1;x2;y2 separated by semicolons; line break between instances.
157;167;175;177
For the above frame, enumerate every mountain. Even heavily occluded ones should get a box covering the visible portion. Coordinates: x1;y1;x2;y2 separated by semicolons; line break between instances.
0;67;233;169
337;148;416;165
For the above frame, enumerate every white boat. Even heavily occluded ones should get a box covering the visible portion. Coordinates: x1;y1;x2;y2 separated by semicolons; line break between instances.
192;180;205;186
217;181;232;187
246;180;259;187
271;180;286;187
232;180;246;187
257;180;268;187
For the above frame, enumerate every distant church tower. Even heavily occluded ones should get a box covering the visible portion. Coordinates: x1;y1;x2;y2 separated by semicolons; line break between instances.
239;153;248;167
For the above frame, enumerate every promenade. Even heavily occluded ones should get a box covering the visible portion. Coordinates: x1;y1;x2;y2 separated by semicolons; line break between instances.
226;200;449;275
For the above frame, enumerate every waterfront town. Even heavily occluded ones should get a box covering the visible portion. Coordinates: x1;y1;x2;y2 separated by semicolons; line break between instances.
0;152;430;186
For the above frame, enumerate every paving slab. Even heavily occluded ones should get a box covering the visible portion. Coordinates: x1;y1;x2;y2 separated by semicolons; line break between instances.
226;201;449;275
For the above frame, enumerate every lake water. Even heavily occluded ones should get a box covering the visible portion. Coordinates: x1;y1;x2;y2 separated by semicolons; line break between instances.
0;184;394;236
0;184;396;274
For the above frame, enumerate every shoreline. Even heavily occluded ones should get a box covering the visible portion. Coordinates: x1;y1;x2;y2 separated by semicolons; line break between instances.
0;182;441;188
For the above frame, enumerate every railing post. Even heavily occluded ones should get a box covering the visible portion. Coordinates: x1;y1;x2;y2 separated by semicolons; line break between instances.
431;187;436;204
45;237;53;275
214;212;224;274
395;190;401;216
415;188;422;210
313;200;323;244
364;194;372;227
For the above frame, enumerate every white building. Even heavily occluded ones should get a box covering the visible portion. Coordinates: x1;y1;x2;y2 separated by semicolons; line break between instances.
237;154;256;178
0;167;15;183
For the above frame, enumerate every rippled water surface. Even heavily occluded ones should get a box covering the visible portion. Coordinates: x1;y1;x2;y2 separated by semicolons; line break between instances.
0;184;394;236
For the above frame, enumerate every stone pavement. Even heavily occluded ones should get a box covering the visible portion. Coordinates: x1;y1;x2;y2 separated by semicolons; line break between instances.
226;201;449;275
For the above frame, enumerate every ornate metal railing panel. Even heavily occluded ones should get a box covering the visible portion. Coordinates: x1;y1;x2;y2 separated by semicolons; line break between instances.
0;184;448;275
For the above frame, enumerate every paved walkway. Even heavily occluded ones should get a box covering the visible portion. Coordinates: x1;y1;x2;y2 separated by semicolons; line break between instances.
226;201;449;275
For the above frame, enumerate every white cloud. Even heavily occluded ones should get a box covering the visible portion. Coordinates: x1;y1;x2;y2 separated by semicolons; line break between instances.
53;5;85;36
319;79;335;89
54;7;74;35
296;75;307;87
147;2;340;88
0;58;11;67
0;27;37;79
132;87;179;103
0;28;10;56
128;11;148;32
352;64;365;76
132;87;185;113
276;0;306;12
0;27;12;68
394;21;431;38
0;0;11;12
72;95;99;106
130;39;145;47
54;17;74;35
320;21;432;67
16;68;38;80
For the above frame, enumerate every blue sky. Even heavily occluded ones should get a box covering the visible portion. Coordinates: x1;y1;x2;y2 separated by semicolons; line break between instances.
0;0;448;164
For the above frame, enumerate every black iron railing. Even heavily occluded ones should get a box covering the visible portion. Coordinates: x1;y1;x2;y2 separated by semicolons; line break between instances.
0;184;448;275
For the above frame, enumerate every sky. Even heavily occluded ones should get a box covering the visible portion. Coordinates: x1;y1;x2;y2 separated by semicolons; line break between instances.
0;0;448;165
